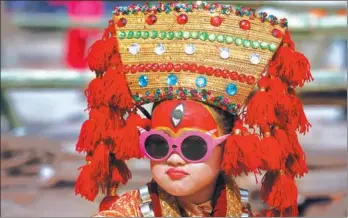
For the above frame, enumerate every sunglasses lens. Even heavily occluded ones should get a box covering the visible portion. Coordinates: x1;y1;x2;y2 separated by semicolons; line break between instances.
144;134;169;159
182;136;208;161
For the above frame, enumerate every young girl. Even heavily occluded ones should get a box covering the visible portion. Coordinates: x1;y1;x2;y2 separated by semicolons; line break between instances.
75;2;313;217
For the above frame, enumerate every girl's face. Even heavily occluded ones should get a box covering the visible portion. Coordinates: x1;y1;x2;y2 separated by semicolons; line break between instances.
150;129;224;196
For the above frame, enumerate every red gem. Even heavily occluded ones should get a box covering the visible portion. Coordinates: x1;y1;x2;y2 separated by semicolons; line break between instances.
239;20;251;30
166;63;174;72
210;16;223;27
152;64;159;72
174;64;182;72
182;63;190;71
230;71;238;80
272;29;283;38
214;69;222;77
130;65;137;74
144;64;152;72
146;14;157;25
222;70;229;78
198;66;206;74
247;75;256;85
137;64;145;72
177;14;188;25
159;64;166;72
238;74;246;83
189;64;198;72
123;65;130;74
117;18;127;27
206;67;214;75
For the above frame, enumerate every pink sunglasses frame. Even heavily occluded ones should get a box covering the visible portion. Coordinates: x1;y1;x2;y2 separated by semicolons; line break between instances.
137;127;230;163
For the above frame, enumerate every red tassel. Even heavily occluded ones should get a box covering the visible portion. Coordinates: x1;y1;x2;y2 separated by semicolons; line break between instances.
103;66;134;110
99;196;120;212
260;125;284;170
265;205;298;217
286;130;308;177
261;171;298;209
75;164;99;201
221;120;261;176
273;126;293;155
287;88;311;134
85;77;105;109
110;160;132;185
91;143;110;182
245;76;277;127
76;119;97;153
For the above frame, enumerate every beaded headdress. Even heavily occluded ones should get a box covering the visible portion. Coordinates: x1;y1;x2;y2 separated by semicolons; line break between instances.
75;2;313;216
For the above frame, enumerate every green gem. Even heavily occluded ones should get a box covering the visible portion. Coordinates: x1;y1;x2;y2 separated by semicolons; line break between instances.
183;31;190;39
269;43;277;52
225;36;233;44
199;32;208;41
260;42;268;49
243;40;251;48
167;31;175;40
168;94;173;100
119;31;126;39
208;33;216;42
217;35;225;43
142;31;150;39
191;32;199;39
127;31;134;39
174;31;183;39
145;91;150;96
159;31;167;39
133;95;140;102
135;31;142;39
213;101;219;106
151;30;158;39
251;41;260;49
235;38;242;46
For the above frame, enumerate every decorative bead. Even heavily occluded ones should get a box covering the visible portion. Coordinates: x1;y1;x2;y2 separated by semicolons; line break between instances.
146;14;157;25
268;43;277;52
182;63;190;71
145;91;150;96
127;31;134;39
230;71;238;80
217;35;225;43
219;48;230;59
251;41;260;49
249;53;261;65
138;75;149;87
117;18;127;27
175;31;183;39
198;66;206;74
152;63;159;72
189;64;198;72
167;31;175;40
159;64;167;72
166;63;174;71
184;44;196;55
208;33;216;42
246;75;255;85
128;43;140;55
243;40;251;48
210;16;223;26
235;38;242;46
130;65;137;74
142;31;150;39
272;29;283;38
154;43;166;55
174;64;181;72
119;31;126;39
137;64;145;72
177;14;188;24
151;30;158;39
159;31;167;39
144;64;152;72
135;31;142;39
226;83;238;96
238;74;246;83
260;42;268;50
222;70;229;79
195;76;207;88
225;36;233;44
199;32;208;41
167;74;178;86
123;65;130;73
183;31;190;39
214;69;222;77
239;19;251;30
191;32;199;39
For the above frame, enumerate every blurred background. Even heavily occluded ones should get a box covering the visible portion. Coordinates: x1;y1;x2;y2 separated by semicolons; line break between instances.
0;0;347;217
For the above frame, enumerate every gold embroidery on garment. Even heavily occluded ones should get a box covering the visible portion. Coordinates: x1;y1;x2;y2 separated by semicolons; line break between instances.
224;175;243;217
158;187;182;217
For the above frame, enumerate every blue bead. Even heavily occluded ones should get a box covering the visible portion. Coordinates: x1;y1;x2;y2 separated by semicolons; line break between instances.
226;83;238;96
145;91;150;96
138;75;149;87
195;76;207;88
167;74;178;86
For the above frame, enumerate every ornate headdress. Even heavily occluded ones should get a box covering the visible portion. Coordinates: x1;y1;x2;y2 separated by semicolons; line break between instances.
75;2;313;216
